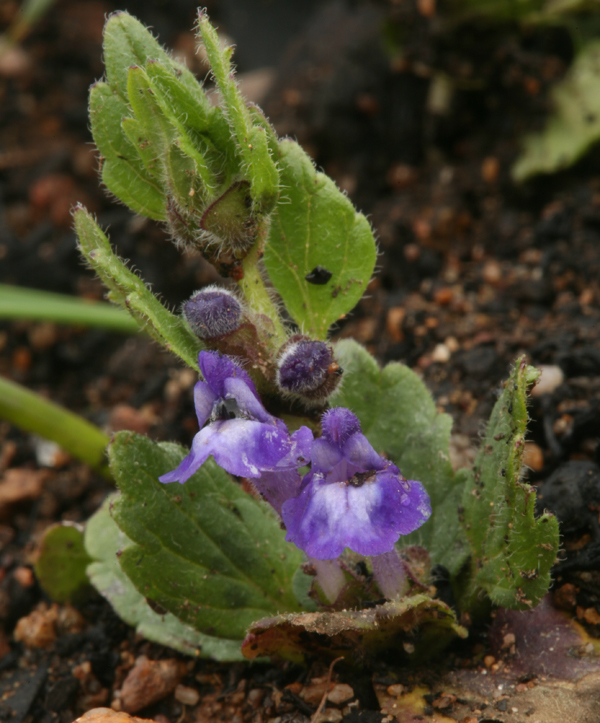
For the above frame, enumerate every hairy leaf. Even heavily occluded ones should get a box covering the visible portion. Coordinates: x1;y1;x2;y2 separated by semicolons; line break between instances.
85;497;243;660
461;357;559;610
331;340;468;574
197;11;279;213
34;523;92;603
74;207;203;370
89;82;166;220
264;142;377;339
109;432;304;641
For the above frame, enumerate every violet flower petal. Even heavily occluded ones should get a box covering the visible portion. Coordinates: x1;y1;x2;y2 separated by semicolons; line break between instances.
223;376;272;423
321;407;361;445
282;471;431;559
199;350;258;399
193;381;217;428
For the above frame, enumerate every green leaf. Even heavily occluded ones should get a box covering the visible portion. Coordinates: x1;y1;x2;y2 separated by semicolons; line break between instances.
144;60;211;135
73;206;203;370
264;141;376;339
103;12;176;101
242;594;467;664
85;497;244;660
34;523;92;603
108;431;304;641
197;11;279;213
460;357;560;610
513;41;600;182
90;82;166;220
330;340;468;575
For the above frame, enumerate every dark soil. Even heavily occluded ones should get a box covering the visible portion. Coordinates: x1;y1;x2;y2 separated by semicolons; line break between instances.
0;0;599;722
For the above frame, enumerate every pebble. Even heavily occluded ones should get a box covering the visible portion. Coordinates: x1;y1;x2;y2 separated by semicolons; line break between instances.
73;709;156;723
327;683;354;705
119;656;186;713
174;684;199;706
0;468;48;514
14;603;58;648
523;442;544;472
531;365;564;397
432;343;451;363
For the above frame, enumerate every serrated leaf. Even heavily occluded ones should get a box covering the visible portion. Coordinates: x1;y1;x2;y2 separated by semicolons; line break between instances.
197;12;279;213
108;431;304;641
103;12;182;101
461;357;560;610
144;59;212;135
85;497;243;660
330;340;468;575
242;594;466;664
34;523;92;603
89;82;166;220
73;207;203;370
264;141;376;339
513;41;600;182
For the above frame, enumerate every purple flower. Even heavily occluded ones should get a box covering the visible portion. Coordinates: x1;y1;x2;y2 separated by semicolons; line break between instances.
159;351;312;484
281;408;431;560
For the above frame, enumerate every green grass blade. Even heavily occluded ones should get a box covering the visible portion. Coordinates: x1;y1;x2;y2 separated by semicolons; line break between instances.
0;375;110;476
0;284;140;333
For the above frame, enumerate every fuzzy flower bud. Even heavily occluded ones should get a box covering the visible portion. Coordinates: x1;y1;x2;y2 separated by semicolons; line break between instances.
276;338;342;402
183;287;242;339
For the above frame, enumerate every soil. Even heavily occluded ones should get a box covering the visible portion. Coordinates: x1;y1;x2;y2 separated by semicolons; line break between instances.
0;1;599;722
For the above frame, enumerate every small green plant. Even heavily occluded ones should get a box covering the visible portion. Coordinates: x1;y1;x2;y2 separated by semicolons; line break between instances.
9;10;559;663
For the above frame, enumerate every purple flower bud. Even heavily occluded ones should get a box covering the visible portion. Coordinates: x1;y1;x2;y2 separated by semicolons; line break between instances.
276;338;342;401
183;287;242;339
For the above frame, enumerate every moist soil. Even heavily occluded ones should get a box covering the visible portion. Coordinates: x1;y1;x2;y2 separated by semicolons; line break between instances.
0;1;599;722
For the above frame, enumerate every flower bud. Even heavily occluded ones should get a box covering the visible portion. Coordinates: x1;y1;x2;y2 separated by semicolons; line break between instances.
276;338;342;402
183;287;242;339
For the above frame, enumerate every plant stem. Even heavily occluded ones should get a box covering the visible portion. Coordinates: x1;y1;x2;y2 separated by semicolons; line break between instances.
371;549;408;601
239;224;287;349
0;375;111;478
0;284;140;333
310;558;345;604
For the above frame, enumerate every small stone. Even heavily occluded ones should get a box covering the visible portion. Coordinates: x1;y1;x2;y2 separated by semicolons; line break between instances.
386;307;405;343
174;685;199;706
327;683;354;705
314;709;343;723
386;684;404;696
484;655;496;668
481;156;500;183
0;468;48;513
73;708;155;723
531;365;564;397
13;566;34;587
119;656;186;713
482;260;502;285
301;677;330;706
14;603;58;648
523;442;544;472
583;607;600;625
432;343;451;364
445;336;460;353
501;633;516;649
434;287;453;305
